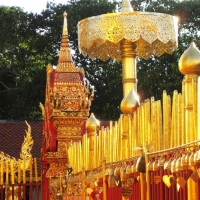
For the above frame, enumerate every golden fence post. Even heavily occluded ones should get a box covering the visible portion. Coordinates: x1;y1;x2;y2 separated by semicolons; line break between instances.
140;173;145;200
18;159;21;184
30;155;33;182
82;166;86;200
34;158;38;182
102;157;107;200
179;42;200;200
0;158;3;184
6;160;8;184
10;160;14;184
23;159;26;184
145;154;150;200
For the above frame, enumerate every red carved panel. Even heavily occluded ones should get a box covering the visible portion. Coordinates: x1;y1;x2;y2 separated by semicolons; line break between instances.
54;72;83;83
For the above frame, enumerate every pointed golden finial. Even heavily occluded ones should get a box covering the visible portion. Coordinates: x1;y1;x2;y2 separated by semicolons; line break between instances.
120;89;140;114
56;12;76;71
121;0;133;12
61;11;69;48
179;42;200;75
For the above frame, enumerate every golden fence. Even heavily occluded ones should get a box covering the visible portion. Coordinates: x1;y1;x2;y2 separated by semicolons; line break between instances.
68;77;200;172
65;75;200;200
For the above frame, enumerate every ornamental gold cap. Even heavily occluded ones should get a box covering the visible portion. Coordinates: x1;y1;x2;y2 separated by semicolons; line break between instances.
179;42;200;75
120;89;140;114
86;113;100;132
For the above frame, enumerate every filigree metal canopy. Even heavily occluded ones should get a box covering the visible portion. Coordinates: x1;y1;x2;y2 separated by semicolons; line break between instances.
78;11;178;61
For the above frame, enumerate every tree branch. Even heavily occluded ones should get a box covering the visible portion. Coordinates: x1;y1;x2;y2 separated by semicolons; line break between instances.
0;81;19;93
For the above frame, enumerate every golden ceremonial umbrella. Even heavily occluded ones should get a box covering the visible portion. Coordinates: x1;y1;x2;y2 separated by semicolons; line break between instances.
78;0;178;97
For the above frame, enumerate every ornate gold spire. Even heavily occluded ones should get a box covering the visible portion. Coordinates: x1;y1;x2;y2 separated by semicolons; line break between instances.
179;42;200;75
56;12;77;72
121;0;133;12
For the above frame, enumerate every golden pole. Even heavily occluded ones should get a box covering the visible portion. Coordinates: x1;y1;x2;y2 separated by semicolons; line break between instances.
119;115;123;160
34;158;38;182
115;121;120;161
178;42;200;200
23;159;26;183
145;99;151;147
82;166;86;200
145;155;151;200
120;39;137;97
182;79;186;144
128;115;132;158
163;90;168;149
6;160;8;184
86;135;89;170
109;121;113;162
94;135;97;168
10;160;14;184
122;114;128;159
102;158;107;200
192;79;198;137
98;129;102;165
132;112;137;156
178;93;182;146
79;142;82;172
0;159;3;184
198;77;200;139
82;135;86;168
18;159;21;184
30;155;33;182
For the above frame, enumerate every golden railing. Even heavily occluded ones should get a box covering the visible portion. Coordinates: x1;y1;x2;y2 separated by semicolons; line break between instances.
65;73;200;199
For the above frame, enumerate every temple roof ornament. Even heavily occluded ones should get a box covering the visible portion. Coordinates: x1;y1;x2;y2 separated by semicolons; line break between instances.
179;42;200;75
56;12;83;74
120;89;140;115
44;12;93;150
86;113;100;132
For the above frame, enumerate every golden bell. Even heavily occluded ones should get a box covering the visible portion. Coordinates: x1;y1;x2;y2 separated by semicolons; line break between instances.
105;168;110;176
108;168;114;176
170;158;177;174
153;160;159;171
193;150;200;165
158;157;165;167
131;163;136;173
175;157;183;172
146;161;153;171
114;167;120;176
181;154;188;168
136;155;146;173
189;152;195;166
126;165;132;175
120;167;127;182
108;174;117;187
164;159;172;171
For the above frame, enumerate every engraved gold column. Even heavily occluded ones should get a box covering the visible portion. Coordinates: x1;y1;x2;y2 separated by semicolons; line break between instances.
179;42;200;200
78;0;178;97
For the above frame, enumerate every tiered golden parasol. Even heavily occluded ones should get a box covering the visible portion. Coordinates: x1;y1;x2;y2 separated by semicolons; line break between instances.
78;0;178;97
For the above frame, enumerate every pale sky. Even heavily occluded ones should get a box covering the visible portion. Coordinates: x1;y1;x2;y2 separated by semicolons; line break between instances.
0;0;69;13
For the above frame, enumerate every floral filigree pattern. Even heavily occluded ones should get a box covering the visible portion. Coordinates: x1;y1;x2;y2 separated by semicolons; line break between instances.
78;11;178;61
